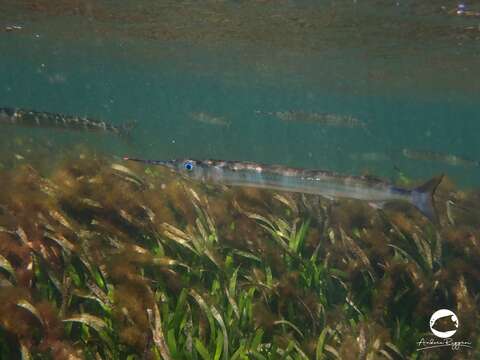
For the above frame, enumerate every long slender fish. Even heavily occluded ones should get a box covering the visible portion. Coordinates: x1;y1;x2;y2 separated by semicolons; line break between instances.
124;156;443;222
402;148;479;168
255;110;366;128
0;107;135;137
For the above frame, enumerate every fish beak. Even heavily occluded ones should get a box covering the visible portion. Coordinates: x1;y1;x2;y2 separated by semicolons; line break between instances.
123;156;175;170
160;160;178;172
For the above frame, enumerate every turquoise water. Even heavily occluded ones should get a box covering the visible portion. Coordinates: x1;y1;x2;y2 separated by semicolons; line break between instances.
0;2;479;358
1;1;480;186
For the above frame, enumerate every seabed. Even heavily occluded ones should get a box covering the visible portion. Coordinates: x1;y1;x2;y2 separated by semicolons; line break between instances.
0;142;478;359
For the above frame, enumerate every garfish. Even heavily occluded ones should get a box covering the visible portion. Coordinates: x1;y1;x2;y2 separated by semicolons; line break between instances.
190;112;230;127
0;107;135;137
255;110;366;128
402;148;479;168
123;156;443;222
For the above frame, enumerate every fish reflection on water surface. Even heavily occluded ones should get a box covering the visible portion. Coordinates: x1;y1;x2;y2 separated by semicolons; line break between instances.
348;152;391;162
124;157;443;223
254;110;366;128
190;112;230;127
0;107;135;137
402;148;480;168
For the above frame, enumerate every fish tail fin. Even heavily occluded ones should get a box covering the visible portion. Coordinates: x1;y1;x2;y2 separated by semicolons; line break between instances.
411;174;444;223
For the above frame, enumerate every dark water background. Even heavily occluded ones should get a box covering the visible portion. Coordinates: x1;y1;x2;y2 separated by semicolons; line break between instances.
1;0;479;186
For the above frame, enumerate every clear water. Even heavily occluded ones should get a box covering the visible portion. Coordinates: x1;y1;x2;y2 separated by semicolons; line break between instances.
2;1;480;185
0;1;479;358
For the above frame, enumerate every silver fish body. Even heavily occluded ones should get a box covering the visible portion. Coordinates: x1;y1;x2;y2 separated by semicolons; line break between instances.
0;107;134;136
124;157;443;222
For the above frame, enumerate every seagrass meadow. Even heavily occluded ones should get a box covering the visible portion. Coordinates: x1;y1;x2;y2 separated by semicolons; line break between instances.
2;2;480;359
0;142;478;360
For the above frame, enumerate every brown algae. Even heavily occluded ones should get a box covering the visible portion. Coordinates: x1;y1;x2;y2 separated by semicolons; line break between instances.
0;151;478;358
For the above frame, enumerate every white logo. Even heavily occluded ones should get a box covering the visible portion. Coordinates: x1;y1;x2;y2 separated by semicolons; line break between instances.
416;309;471;351
429;309;458;338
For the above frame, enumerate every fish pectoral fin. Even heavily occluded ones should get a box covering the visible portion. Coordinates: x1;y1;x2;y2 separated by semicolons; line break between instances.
368;201;387;210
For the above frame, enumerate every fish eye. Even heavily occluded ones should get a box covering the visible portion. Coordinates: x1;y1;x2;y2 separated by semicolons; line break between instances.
184;161;194;171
